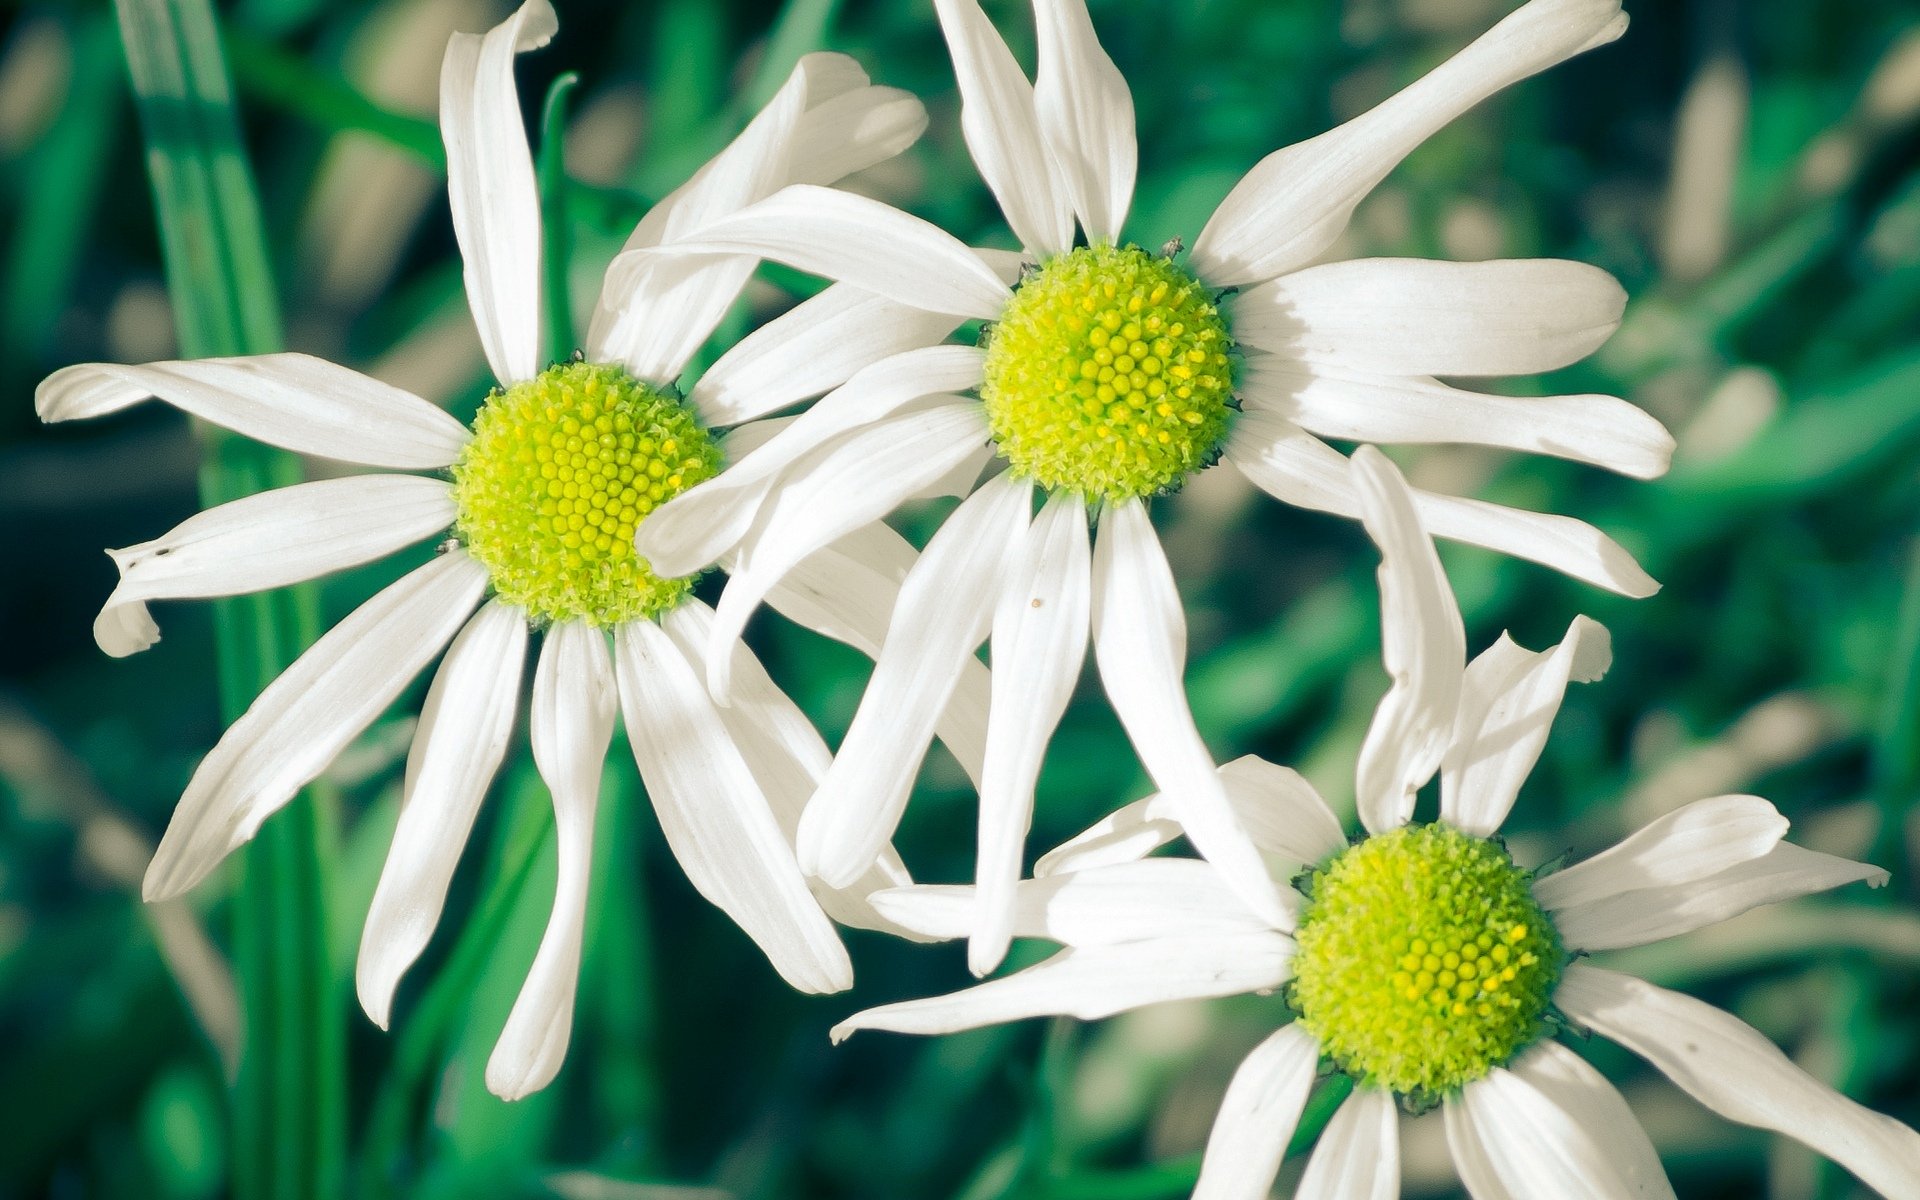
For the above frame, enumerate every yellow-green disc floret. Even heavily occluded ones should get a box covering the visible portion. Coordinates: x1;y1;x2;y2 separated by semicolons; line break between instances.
450;360;721;627
981;244;1235;502
1289;823;1562;1099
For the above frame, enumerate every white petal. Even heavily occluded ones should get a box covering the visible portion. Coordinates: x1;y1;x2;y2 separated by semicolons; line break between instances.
703;404;993;694
797;473;1032;887
1531;794;1787;913
691;283;964;428
1439;616;1610;836
1192;0;1629;285
93;475;454;658
357;600;527;1029
1230;258;1626;378
143;550;489;900
1031;0;1137;243
1559;964;1920;1200
1552;841;1890;952
588;253;761;385
1226;409;1659;597
637;346;986;577
1443;1097;1519;1200
486;620;616;1100
37;355;471;469
1241;356;1673;480
620;184;1011;319
785;82;929;187
829;931;1294;1041
614;620;851;993
934;0;1074;255
871;858;1274;947
1350;446;1464;834
1091;500;1293;929
1192;1025;1322;1200
1459;1041;1675;1199
1295;1087;1399;1200
973;491;1091;974
440;0;555;385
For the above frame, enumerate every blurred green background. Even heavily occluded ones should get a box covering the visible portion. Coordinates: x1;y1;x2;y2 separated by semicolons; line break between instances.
2;0;1918;1196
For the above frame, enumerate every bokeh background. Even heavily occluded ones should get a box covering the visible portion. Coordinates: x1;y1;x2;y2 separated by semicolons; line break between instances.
2;0;1918;1196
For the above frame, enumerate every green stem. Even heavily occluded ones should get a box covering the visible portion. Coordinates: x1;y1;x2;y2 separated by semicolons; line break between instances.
537;73;580;362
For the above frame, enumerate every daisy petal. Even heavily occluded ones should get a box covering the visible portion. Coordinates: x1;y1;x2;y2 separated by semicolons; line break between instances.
1295;1087;1399;1200
829;931;1294;1042
1351;446;1465;834
1241;357;1673;480
934;0;1074;255
1440;616;1610;836
973;491;1091;975
692;283;964;428
621;184;1011;319
144;550;489;901
94;475;455;658
357;600;527;1029
1192;0;1628;286
1532;794;1788;913
1560;964;1920;1200
1192;1025;1321;1200
37;355;471;469
1460;1041;1675;1199
1226;410;1658;597
1552;842;1889;952
786;83;929;186
486;619;616;1101
871;858;1272;947
440;0;555;385
1231;258;1626;378
797;473;1032;887
1443;1097;1519;1200
1031;0;1136;244
614;619;852;993
1091;500;1293;929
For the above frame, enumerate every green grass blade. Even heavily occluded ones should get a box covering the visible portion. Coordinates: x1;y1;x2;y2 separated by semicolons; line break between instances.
538;72;580;362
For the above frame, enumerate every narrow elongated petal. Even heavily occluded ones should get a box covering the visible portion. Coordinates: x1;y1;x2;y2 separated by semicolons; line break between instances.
1532;795;1788;913
785;83;929;186
1459;1042;1675;1198
144;551;489;901
486;620;616;1100
973;492;1091;974
1241;357;1673;480
620;184;1011;319
357;600;527;1029
1560;965;1920;1200
1031;0;1136;243
830;931;1295;1041
692;283;964;427
1092;501;1292;928
95;475;454;657
1035;753;1348;876
1439;616;1610;836
1192;0;1628;285
1294;1088;1399;1200
1192;1025;1321;1200
615;620;852;993
935;0;1073;255
1553;842;1889;951
1350;446;1464;834
798;474;1032;887
870;858;1273;947
37;356;471;468
441;0;555;385
1226;409;1658;597
1443;1098;1520;1200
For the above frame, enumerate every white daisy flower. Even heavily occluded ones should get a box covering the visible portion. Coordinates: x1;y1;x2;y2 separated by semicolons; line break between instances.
34;0;973;1100
831;448;1920;1200
620;0;1673;976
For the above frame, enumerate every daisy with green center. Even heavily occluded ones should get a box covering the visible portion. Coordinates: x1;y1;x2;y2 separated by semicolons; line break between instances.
832;448;1920;1200
34;0;973;1099
621;0;1672;978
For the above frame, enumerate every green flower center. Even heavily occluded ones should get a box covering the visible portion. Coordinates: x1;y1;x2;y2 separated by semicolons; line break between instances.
980;244;1235;502
450;360;721;627
1289;823;1562;1099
